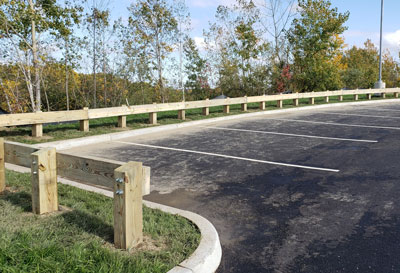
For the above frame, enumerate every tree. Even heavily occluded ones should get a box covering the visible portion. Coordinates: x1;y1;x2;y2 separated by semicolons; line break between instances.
382;51;400;88
341;40;378;89
183;38;212;99
259;0;296;63
128;0;178;103
204;0;269;97
0;0;81;111
84;1;110;108
173;0;190;100
287;0;349;92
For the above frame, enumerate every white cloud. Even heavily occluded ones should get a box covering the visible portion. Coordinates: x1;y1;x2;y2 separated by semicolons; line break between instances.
384;30;400;47
194;36;207;50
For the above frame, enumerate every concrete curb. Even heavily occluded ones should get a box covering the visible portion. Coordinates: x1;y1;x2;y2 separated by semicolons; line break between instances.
5;163;222;273
35;98;400;151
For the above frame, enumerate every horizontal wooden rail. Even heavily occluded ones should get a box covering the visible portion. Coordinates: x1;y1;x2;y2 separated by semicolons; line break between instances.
2;141;148;250
3;141;150;195
0;88;399;137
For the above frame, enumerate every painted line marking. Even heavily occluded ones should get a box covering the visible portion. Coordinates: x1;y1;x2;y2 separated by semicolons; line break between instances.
114;141;340;173
202;126;377;143
263;118;400;130
317;112;400;119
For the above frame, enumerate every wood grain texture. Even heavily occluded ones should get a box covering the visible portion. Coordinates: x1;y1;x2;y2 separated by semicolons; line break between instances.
31;148;58;214
32;124;43;137
178;110;185;120
149;112;157;124
0;109;88;126
79;119;89;132
1;88;399;128
57;152;150;194
0;138;5;192
114;161;143;249
57;152;123;190
4;141;38;167
118;116;127;128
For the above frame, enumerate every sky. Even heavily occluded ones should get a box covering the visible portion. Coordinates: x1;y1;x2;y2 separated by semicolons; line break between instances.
107;0;400;57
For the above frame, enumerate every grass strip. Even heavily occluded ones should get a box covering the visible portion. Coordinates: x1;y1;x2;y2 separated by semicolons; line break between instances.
0;170;200;273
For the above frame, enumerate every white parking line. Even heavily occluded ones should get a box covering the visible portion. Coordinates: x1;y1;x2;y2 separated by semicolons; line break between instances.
264;118;400;130
202;126;377;143
114;141;340;173
317;112;400;119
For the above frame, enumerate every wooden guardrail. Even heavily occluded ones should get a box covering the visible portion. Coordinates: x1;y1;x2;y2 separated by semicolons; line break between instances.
1;139;150;250
1;88;399;137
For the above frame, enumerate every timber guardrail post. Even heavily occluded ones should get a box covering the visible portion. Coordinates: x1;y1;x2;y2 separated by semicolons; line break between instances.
354;94;359;101
309;97;315;105
259;101;265;110
202;99;209;116
80;107;89;132
339;95;343;101
149;112;157;124
382;92;386;99
32;111;43;137
114;161;143;250
223;105;230;114
31;148;58;214
223;98;230;113
241;96;248;111
149;103;157;124
293;98;299;106
0;138;5;192
178;109;185;120
118;105;127;128
325;96;329;103
277;99;283;108
367;93;372;100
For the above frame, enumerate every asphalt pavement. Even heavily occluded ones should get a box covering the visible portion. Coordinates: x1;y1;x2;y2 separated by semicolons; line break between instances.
66;101;400;273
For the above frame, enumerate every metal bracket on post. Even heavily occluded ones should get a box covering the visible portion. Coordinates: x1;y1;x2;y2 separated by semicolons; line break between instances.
114;161;143;250
31;148;58;214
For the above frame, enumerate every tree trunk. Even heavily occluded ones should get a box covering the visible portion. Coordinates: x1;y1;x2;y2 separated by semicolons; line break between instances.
29;0;41;112
65;39;70;110
3;88;12;113
155;31;164;103
44;88;50;111
93;8;97;108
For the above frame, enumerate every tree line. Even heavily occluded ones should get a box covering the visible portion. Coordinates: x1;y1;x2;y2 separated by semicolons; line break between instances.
0;0;399;113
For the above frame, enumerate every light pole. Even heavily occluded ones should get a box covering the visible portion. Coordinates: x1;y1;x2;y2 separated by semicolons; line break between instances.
374;0;385;89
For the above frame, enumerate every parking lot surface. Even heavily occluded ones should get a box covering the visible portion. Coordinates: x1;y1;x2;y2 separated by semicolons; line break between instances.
66;101;400;272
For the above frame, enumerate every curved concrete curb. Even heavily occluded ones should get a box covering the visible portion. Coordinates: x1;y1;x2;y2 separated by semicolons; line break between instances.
147;201;222;273
35;98;400;151
5;163;222;273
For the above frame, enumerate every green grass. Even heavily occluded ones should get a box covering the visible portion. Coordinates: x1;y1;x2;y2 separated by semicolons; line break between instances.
1;93;396;144
0;170;200;273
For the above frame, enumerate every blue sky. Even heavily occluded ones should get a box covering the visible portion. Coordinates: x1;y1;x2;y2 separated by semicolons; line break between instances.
108;0;400;56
